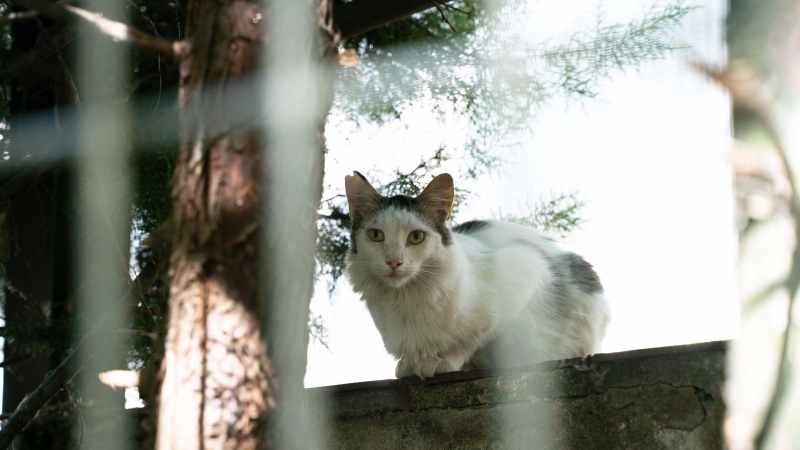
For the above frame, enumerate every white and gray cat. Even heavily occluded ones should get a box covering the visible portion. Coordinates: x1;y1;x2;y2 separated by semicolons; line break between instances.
344;171;610;379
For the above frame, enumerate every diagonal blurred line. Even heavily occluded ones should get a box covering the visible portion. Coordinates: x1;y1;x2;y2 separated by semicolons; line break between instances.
0;72;274;173
73;0;133;445
0;263;157;449
0;25;82;81
12;0;175;56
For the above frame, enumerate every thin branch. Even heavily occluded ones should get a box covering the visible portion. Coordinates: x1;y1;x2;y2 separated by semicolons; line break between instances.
439;2;472;16
333;0;460;39
0;263;158;450
12;0;176;57
432;0;457;32
320;193;345;204
0;10;39;26
66;387;84;450
117;328;157;340
0;354;31;369
33;16;80;105
744;279;788;312
0;24;80;81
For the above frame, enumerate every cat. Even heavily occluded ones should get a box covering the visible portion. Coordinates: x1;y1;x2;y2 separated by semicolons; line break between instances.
344;171;611;379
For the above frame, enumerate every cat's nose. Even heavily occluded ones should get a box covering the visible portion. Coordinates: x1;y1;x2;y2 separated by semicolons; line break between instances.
386;260;403;269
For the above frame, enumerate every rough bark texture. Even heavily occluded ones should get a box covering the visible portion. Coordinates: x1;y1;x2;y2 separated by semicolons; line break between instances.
308;341;726;449
155;1;270;448
155;0;337;448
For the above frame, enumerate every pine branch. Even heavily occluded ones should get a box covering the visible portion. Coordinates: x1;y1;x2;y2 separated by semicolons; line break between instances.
12;0;176;57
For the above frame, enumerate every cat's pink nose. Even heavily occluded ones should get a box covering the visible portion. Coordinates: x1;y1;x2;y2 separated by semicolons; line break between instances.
386;260;403;269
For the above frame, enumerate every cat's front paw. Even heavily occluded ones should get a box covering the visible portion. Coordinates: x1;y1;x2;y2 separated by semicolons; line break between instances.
418;357;456;378
395;359;414;378
397;357;458;379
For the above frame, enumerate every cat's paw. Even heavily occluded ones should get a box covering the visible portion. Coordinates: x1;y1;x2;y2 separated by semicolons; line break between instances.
395;359;414;378
418;357;456;378
397;357;458;379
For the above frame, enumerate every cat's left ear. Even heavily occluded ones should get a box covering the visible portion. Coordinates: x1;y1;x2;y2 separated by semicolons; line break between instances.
417;173;454;224
345;171;381;224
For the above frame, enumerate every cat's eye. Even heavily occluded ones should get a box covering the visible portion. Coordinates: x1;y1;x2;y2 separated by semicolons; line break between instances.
367;229;384;242
408;230;425;244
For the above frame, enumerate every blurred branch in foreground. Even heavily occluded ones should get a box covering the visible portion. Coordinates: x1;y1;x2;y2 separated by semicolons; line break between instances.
695;61;800;450
0;263;158;449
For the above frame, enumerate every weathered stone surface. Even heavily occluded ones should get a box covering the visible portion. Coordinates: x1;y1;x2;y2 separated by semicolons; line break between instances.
307;341;726;449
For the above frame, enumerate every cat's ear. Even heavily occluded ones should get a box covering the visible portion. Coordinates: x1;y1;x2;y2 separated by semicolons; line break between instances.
417;173;454;224
345;171;381;223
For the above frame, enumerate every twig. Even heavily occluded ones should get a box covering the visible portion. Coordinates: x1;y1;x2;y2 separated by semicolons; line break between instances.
320;193;345;204
0;24;81;81
116;328;157;340
12;0;176;57
432;0;457;33
128;0;163;113
332;0;463;39
65;387;83;450
0;263;158;450
0;10;39;26
439;1;472;16
0;354;31;369
33;16;81;105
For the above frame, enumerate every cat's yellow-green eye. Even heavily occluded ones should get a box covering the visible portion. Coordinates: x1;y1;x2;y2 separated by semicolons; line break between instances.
408;230;425;244
368;229;384;242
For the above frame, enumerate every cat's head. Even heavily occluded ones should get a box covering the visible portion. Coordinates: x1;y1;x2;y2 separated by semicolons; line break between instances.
344;171;454;288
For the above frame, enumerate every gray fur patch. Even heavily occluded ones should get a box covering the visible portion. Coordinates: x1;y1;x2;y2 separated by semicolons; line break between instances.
436;223;453;246
562;253;604;295
453;220;490;235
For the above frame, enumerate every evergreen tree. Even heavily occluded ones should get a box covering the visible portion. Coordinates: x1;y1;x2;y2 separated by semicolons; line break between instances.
0;0;693;446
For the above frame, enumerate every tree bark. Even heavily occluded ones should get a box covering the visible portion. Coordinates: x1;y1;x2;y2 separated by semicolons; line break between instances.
154;0;336;448
332;0;442;38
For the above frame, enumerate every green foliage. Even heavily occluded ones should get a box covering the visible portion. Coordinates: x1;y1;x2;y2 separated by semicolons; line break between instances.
316;216;350;293
541;2;696;98
131;144;177;242
317;1;692;293
0;295;72;357
0;0;696;363
495;193;586;237
335;0;694;145
309;313;329;350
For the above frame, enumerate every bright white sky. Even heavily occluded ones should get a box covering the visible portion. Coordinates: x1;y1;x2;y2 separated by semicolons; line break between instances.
305;0;735;388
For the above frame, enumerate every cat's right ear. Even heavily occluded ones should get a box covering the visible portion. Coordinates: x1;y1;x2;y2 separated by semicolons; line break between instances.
345;171;381;224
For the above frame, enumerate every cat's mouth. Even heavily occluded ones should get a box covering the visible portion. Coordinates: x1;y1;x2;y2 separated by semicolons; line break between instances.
387;269;411;285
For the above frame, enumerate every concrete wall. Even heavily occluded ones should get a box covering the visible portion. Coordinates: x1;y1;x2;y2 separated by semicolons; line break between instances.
307;341;726;449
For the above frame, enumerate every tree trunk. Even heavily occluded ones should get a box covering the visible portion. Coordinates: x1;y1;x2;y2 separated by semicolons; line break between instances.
154;0;336;448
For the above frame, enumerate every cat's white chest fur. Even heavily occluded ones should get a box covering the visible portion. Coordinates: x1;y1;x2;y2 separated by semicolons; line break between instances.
362;234;550;354
343;172;610;379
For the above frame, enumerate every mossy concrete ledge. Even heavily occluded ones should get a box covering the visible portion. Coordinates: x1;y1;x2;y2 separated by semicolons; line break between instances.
307;341;726;449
